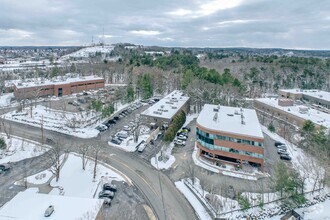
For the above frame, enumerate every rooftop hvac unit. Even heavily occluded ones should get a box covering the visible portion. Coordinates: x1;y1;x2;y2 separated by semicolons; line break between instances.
213;108;219;112
213;112;218;121
227;114;234;117
161;105;164;108
234;110;240;115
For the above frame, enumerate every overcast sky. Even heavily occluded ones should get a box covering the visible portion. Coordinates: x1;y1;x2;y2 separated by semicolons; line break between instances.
1;0;329;49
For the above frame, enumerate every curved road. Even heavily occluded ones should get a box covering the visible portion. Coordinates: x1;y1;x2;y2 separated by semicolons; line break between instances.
1;120;197;220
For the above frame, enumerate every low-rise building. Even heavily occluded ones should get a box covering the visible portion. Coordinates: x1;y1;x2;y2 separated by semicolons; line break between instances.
279;89;330;109
141;90;190;127
254;98;330;129
12;75;104;100
0;189;104;220
196;104;265;171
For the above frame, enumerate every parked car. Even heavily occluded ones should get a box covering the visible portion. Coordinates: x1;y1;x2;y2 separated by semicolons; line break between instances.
280;155;292;161
174;139;186;146
274;141;284;147
177;135;188;140
110;138;121;145
72;101;80;106
277;148;287;154
113;116;119;121
182;127;191;132
103;183;117;192
103;198;111;206
123;125;131;131
138;143;147;152
44;205;54;217
108;119;116;125
279;151;289;156
0;163;11;171
116;131;128;139
277;144;287;150
98;190;115;199
96;124;107;132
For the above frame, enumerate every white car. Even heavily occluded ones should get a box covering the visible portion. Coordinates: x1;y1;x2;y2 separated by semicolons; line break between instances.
174;139;186;146
123;125;131;131
177;135;187;140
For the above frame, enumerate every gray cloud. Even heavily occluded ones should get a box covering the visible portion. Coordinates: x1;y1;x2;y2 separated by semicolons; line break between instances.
0;0;329;49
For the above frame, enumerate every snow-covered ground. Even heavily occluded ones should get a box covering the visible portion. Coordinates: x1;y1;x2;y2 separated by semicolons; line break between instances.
175;180;212;220
151;143;176;170
2;105;100;138
49;153;125;198
60;46;114;60
0;93;14;108
0;134;49;164
183;113;198;127
261;126;325;192
295;199;330;220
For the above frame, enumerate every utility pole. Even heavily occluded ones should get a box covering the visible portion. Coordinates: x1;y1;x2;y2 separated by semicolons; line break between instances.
155;151;167;220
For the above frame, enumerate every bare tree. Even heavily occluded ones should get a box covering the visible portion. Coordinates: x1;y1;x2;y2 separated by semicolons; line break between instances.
0;117;11;139
132;114;142;143
48;141;63;182
183;160;196;184
92;145;101;180
79;144;90;170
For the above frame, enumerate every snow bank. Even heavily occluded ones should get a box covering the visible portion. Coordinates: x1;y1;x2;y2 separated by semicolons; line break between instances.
175;180;212;220
150;151;175;170
0;93;14;108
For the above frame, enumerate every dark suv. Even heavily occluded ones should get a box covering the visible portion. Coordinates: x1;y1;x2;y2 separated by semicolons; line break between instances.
0;163;11;171
98;190;115;199
103;183;117;192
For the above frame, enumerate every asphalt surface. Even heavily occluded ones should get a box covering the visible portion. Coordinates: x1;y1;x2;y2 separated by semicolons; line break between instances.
0;106;197;220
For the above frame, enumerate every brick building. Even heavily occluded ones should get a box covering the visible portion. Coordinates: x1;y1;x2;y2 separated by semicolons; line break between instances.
12;75;104;100
196;104;265;171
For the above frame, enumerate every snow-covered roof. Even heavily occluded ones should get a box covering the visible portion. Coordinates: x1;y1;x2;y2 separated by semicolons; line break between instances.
141;90;189;120
279;89;330;102
255;98;330;128
197;104;264;139
0;188;103;220
13;75;104;89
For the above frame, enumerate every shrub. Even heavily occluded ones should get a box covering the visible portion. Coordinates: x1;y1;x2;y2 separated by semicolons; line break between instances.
238;194;251;210
0;137;6;149
268;123;275;132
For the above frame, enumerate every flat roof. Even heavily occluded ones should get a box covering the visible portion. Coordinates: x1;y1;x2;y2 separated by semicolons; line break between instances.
197;104;264;139
279;89;330;102
255;98;330;128
0;188;103;220
12;75;104;89
141;90;189;120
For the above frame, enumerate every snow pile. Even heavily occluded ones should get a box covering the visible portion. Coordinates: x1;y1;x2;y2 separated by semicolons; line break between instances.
175;180;212;220
0;93;14;108
151;143;176;170
0;134;49;164
2;105;100;138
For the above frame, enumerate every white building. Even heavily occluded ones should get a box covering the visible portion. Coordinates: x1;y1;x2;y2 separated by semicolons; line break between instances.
141;90;190;127
0;189;104;220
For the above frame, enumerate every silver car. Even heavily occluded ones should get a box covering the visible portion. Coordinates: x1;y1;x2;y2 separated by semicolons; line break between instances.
44;205;54;217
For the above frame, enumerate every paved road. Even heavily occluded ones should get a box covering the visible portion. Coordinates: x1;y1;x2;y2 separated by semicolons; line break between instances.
0;118;198;220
